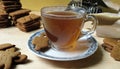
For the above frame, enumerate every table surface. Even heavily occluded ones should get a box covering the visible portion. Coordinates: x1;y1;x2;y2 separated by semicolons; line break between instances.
1;12;120;69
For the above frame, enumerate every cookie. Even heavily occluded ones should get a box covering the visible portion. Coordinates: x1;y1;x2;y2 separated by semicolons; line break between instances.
102;43;112;53
105;47;112;53
9;9;31;19
16;21;40;32
102;38;120;61
0;43;15;50
9;9;31;25
14;54;28;63
0;10;8;20
0;47;21;69
0;1;21;5
0;43;28;69
103;38;119;47
0;0;22;13
111;42;120;61
32;32;49;51
0;19;11;25
0;10;7;15
0;10;11;28
0;5;22;12
16;14;41;32
17;14;41;25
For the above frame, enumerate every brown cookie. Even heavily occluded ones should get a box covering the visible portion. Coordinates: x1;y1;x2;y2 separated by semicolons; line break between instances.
16;21;40;32
0;43;15;50
0;20;11;28
0;10;8;20
16;14;41;32
32;32;49;51
102;38;120;61
9;9;31;25
0;10;7;15
0;43;28;69
0;1;21;6
102;43;113;50
0;10;11;28
103;38;120;47
14;54;28;63
105;47;112;53
111;42;120;61
9;9;31;17
0;5;21;12
9;9;31;19
17;14;41;25
0;47;21;69
102;43;112;53
0;0;22;13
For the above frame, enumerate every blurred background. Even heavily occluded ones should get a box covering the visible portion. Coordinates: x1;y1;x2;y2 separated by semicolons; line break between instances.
21;0;120;12
21;0;70;11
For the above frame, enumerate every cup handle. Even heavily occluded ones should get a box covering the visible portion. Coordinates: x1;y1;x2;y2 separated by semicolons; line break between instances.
79;15;98;40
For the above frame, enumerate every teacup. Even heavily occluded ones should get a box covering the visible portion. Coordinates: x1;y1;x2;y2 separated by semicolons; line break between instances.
41;6;98;50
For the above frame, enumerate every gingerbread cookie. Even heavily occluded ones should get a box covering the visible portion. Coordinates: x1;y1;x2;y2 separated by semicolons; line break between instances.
32;32;49;51
14;54;28;63
0;47;21;69
0;43;28;69
0;43;15;50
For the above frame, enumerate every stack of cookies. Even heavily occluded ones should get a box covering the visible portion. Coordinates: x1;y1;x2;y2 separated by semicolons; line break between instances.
0;0;41;32
0;0;22;13
16;14;41;32
102;38;120;61
0;10;11;28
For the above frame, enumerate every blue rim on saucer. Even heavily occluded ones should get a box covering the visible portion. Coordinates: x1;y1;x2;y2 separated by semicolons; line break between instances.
28;29;98;61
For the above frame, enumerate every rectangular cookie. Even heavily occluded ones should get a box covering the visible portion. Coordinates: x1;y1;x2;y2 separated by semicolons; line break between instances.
0;1;21;5
17;21;40;28
0;22;11;28
17;14;41;26
0;5;21;13
0;10;8;20
0;10;11;27
0;10;8;15
0;0;22;13
0;19;10;23
16;14;41;32
9;9;31;25
16;22;40;32
9;9;31;18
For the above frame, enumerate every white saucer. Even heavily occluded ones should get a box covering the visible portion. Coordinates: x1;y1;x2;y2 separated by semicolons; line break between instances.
28;30;98;61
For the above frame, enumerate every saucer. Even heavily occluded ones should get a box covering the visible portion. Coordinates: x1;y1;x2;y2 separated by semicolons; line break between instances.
28;30;98;61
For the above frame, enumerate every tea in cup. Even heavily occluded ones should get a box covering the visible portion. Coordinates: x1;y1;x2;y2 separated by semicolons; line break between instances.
41;6;97;50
